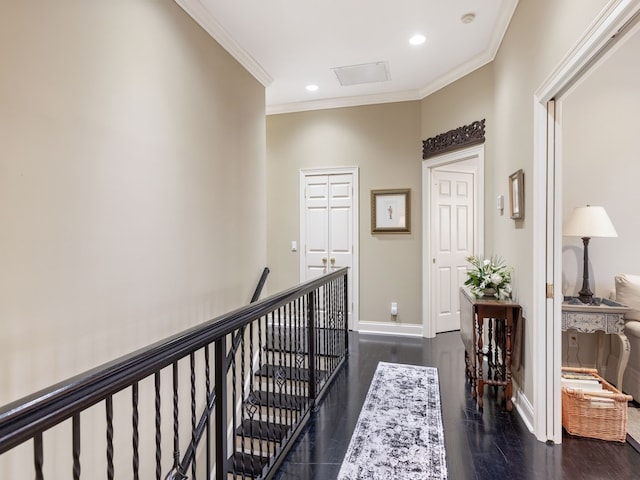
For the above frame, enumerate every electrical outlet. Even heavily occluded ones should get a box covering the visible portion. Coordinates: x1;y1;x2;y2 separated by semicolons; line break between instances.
568;333;578;348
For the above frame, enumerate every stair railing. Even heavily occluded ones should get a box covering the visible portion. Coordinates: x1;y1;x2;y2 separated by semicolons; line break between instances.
0;267;348;480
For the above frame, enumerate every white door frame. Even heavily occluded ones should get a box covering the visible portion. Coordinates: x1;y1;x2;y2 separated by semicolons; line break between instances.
532;0;640;443
299;166;360;331
422;144;485;338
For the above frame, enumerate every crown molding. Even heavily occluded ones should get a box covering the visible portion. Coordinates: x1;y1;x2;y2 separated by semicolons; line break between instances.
174;0;273;87
266;89;422;115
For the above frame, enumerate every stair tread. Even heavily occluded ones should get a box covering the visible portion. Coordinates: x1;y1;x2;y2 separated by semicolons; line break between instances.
255;364;329;382
236;419;289;441
228;452;269;477
248;390;307;411
265;329;345;356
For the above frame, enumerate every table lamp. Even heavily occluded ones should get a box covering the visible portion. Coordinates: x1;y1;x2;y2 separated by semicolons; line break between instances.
563;205;617;303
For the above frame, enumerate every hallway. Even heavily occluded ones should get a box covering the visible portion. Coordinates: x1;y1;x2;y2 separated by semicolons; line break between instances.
275;331;640;479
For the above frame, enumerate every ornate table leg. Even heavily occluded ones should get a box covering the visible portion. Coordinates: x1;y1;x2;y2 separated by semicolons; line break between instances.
505;310;513;412
476;315;484;408
615;332;630;391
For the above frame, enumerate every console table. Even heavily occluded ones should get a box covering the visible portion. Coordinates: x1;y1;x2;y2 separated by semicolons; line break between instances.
561;296;630;389
460;287;521;411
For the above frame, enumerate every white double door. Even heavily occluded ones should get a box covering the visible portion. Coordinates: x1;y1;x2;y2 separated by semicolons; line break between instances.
300;168;358;330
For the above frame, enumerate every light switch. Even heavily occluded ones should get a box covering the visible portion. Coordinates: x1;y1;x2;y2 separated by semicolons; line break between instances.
291;241;297;252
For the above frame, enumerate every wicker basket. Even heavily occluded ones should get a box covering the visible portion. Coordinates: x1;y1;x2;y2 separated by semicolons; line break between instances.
562;367;632;442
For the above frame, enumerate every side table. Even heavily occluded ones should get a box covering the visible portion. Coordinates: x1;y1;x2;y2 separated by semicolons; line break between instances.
561;296;630;390
460;287;521;411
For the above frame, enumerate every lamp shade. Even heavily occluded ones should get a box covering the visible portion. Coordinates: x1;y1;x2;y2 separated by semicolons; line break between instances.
563;205;618;238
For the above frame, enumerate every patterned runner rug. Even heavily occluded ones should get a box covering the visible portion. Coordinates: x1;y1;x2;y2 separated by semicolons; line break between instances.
337;362;447;480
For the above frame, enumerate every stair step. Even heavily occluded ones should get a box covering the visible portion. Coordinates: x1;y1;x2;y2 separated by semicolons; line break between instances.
249;391;307;411
236;419;289;441
265;329;345;357
255;364;328;382
228;452;269;477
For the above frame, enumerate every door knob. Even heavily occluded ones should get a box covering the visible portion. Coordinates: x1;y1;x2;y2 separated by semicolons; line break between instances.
322;257;328;264
330;257;336;265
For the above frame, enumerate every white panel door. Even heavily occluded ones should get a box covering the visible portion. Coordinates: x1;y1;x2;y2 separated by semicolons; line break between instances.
301;172;356;328
431;169;474;333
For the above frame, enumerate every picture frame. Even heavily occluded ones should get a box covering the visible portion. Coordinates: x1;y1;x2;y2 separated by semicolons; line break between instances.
509;169;524;220
371;188;411;233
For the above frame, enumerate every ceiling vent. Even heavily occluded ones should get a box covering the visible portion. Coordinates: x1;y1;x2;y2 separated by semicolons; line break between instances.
332;61;391;86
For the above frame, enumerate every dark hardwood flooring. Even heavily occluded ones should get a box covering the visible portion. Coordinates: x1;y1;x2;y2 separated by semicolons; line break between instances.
274;331;640;479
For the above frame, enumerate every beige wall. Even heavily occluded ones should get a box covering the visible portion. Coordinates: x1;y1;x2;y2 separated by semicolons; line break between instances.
561;26;640;367
0;0;266;411
488;0;609;397
420;62;495;247
267;102;422;325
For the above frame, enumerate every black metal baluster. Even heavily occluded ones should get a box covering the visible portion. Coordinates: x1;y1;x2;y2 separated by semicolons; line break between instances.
257;314;265;465
205;345;212;477
249;315;257;463
322;284;329;383
230;331;238;478
307;291;317;402
276;307;285;435
344;271;349;358
172;362;181;474
214;337;228;480
106;396;114;480
132;383;140;480
285;302;294;430
190;353;197;479
268;311;275;460
34;433;43;480
154;372;162;480
335;278;341;363
243;321;252;472
297;296;305;406
72;413;81;480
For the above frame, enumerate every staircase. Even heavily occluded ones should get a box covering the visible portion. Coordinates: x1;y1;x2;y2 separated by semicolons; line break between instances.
0;268;348;480
227;327;342;479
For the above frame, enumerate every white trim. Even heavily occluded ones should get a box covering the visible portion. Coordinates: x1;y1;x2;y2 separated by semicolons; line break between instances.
299;167;360;331
357;321;423;338
174;0;273;87
512;380;535;435
422;144;485;338
532;0;640;443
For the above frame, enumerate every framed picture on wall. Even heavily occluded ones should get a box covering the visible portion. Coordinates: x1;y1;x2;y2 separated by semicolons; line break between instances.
509;169;524;220
371;189;411;233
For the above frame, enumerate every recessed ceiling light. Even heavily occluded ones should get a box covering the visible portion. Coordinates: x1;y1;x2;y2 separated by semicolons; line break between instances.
305;84;319;92
409;34;426;46
461;13;476;24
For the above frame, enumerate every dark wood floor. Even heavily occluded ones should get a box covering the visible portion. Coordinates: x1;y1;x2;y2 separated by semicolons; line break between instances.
274;331;640;480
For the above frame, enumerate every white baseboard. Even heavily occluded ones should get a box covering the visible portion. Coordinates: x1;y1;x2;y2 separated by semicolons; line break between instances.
357;321;423;337
512;379;535;435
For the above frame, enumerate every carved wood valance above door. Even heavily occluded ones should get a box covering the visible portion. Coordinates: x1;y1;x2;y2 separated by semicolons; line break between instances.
422;119;486;159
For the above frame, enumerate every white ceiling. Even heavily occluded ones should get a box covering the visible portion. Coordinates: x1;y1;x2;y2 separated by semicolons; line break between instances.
176;0;519;114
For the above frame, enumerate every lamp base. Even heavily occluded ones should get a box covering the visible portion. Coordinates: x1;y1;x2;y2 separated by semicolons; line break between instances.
578;236;593;304
578;289;593;304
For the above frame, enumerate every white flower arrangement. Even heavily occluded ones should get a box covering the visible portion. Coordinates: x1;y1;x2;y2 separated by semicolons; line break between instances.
464;255;513;299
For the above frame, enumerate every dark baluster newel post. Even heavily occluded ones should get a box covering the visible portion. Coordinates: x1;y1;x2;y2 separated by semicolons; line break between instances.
215;336;228;480
307;290;317;401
